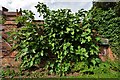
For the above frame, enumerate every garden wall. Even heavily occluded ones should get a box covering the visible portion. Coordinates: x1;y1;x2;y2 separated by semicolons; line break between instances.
0;7;45;69
0;7;22;69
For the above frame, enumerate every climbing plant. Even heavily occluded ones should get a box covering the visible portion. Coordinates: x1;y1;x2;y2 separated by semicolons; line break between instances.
12;2;101;76
91;5;120;57
12;10;50;69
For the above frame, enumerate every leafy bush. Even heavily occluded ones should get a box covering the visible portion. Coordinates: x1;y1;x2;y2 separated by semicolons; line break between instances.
12;2;101;76
114;2;120;16
91;7;120;57
12;10;49;69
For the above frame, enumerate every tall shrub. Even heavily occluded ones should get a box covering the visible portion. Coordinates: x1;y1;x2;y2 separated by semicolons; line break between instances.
12;2;100;76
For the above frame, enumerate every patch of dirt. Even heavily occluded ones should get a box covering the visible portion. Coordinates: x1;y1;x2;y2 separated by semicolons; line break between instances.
66;72;80;77
2;56;21;68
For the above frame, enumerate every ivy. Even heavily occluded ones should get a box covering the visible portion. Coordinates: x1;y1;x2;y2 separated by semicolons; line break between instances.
91;7;120;56
11;2;100;76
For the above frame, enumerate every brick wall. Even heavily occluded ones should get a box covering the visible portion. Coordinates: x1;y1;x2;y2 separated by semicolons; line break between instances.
0;7;44;68
0;7;22;68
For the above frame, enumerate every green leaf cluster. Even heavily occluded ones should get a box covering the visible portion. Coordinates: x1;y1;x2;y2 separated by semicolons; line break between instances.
11;2;100;76
91;4;120;56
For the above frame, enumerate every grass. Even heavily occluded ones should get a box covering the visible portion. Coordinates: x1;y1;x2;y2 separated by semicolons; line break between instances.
2;67;119;79
1;59;120;79
65;72;119;78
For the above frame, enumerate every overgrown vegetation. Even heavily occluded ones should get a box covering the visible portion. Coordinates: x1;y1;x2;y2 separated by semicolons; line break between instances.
0;15;5;24
7;1;120;78
2;60;120;78
92;2;120;57
11;2;101;76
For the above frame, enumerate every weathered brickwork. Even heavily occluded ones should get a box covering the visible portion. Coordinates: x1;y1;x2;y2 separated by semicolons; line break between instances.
0;7;21;68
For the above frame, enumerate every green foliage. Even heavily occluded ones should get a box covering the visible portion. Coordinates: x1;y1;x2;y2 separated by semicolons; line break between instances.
93;1;117;10
92;60;120;78
5;2;120;78
0;15;5;24
72;60;120;78
1;69;16;78
91;6;120;56
35;2;100;76
12;10;50;69
114;2;120;16
12;2;100;76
